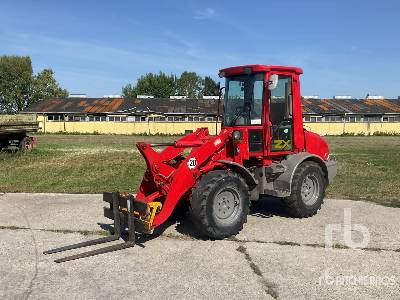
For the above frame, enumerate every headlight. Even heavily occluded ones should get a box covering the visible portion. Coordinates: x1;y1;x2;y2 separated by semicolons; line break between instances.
233;130;242;142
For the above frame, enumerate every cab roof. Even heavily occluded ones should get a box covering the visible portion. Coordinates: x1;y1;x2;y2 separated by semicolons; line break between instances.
219;64;303;77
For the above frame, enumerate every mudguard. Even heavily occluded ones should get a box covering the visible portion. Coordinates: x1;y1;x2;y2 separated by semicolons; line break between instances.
264;152;337;197
217;160;258;190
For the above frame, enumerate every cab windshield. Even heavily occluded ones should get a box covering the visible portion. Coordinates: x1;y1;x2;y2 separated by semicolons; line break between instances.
223;73;264;126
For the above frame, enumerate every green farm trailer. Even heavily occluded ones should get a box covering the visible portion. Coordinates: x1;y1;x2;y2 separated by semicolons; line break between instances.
0;114;39;151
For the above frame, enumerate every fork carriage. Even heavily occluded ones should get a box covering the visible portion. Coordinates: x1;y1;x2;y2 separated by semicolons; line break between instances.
44;192;161;263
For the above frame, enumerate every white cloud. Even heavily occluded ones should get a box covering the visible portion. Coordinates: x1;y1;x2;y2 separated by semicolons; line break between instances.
194;8;215;20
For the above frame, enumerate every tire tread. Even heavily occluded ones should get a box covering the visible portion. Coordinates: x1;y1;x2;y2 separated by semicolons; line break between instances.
283;161;326;218
190;170;250;239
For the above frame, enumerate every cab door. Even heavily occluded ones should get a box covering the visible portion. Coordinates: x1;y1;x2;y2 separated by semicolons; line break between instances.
266;73;294;156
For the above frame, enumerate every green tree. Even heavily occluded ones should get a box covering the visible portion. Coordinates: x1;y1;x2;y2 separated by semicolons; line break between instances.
122;72;177;99
0;56;68;112
177;71;203;98
122;83;136;99
31;69;69;104
0;56;33;112
122;71;220;99
203;76;219;96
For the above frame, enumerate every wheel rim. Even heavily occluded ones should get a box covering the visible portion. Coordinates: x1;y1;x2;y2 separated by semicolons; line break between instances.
25;141;31;150
300;174;320;205
213;188;240;222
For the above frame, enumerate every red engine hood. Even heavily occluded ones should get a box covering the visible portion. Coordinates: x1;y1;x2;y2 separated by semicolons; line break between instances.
304;130;329;160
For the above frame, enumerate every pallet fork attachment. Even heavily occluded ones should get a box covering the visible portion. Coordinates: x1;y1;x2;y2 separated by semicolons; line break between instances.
43;192;146;263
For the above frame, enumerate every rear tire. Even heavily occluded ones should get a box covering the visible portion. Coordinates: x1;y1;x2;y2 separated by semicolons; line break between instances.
190;170;250;239
283;161;326;218
19;136;33;152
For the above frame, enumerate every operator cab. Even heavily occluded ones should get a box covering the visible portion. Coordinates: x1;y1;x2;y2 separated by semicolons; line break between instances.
219;64;304;161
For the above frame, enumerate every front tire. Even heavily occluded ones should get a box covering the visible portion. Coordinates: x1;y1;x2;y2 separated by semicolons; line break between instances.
169;200;190;221
190;170;250;239
283;161;326;218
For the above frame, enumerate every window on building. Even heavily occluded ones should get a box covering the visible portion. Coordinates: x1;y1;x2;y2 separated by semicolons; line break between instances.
133;116;145;122
167;116;174;121
100;116;106;121
94;116;101;121
47;115;65;121
325;116;342;122
153;116;166;122
381;116;398;122
346;116;362;122
364;116;381;122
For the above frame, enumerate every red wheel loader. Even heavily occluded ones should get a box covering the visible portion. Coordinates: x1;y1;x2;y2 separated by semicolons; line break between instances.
45;65;337;262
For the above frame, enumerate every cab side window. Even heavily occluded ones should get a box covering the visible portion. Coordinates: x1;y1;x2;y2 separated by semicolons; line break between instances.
269;75;293;151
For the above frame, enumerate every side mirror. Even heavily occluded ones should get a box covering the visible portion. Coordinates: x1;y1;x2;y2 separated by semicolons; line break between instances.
268;74;278;90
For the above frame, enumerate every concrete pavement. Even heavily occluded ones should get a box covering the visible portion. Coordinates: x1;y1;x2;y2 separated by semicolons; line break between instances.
0;193;399;299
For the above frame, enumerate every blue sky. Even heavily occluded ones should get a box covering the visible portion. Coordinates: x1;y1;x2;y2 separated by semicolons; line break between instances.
1;0;399;98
